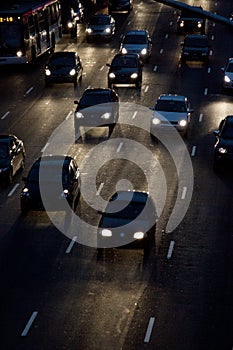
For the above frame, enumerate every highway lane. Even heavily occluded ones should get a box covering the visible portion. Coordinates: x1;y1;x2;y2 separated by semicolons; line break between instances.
0;0;233;349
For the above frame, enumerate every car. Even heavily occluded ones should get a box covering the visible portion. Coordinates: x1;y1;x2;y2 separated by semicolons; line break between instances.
119;29;152;62
213;115;233;171
151;94;193;138
107;53;143;89
20;155;80;214
180;34;210;63
45;51;83;87
86;14;115;42
229;12;233;21
177;6;205;34
221;57;233;90
108;0;133;13
72;0;84;23
60;0;82;37
0;134;25;185
97;190;157;256
74;88;119;140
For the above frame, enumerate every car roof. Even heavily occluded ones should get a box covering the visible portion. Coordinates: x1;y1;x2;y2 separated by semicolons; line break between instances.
124;30;148;36
111;190;149;203
83;88;112;95
33;155;74;167
50;51;77;58
113;53;140;59
92;13;111;18
185;34;207;39
158;94;187;101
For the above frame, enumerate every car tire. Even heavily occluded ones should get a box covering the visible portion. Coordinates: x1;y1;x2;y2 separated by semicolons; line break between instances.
21;203;29;216
136;80;142;89
20;157;25;171
108;82;112;89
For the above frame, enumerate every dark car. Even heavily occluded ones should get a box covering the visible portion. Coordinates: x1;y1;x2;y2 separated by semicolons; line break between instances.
20;155;80;214
60;0;84;37
119;29;152;62
107;53;143;89
213;115;233;171
0;134;25;184
86;14;115;42
180;34;209;63
74;88;119;139
177;6;205;34
45;51;83;87
108;0;133;13
97;190;157;256
221;57;233;91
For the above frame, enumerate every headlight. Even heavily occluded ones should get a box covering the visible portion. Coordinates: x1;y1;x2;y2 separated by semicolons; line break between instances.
109;72;116;78
45;68;51;76
179;21;184;27
152;117;161;125
121;47;127;54
183;52;189;55
67;21;73;29
22;187;30;197
0;167;8;173
224;75;231;83
86;28;92;34
101;229;112;237
105;27;111;33
141;48;147;55
133;231;145;239
61;189;69;197
218;147;227;153
178;119;187;127
201;52;207;56
101;112;111;119
76;112;84;119
130;73;138;79
69;68;76;76
16;50;23;57
197;21;202;28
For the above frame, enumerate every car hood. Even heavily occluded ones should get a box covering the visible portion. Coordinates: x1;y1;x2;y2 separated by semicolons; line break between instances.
224;71;233;80
218;138;233;150
100;216;151;231
88;24;110;30
111;67;138;74
122;44;146;51
0;158;10;169
77;103;114;114
153;110;187;122
48;65;74;75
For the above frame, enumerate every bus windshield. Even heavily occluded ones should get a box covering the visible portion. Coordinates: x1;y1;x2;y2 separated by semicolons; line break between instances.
0;24;22;48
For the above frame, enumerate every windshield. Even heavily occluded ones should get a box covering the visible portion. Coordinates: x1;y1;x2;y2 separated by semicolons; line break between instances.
185;37;207;47
155;100;187;112
105;200;146;219
28;164;69;184
112;57;137;68
90;17;110;25
80;92;110;106
226;63;233;72
50;55;75;66
0;144;8;159
0;24;22;48
221;125;233;139
124;34;146;44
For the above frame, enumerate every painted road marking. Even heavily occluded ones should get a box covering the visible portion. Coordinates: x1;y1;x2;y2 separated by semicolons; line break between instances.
65;236;77;254
144;85;149;92
25;86;34;95
96;182;104;196
181;186;187;199
117;142;123;153
144;317;155;343
21;311;38;336
204;88;208;95
66;111;73;120
191;146;196;157
199;113;203;122
167;240;175;259
132;111;138;119
8;183;19;197
1;111;10;120
41;142;50;153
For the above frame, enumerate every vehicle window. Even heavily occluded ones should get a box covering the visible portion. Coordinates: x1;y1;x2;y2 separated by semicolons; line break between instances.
221;125;233;139
112;57;137;68
80;92;110;105
28;164;69;183
155;100;186;112
106;200;145;219
124;34;146;44
184;37;207;47
226;63;233;72
90;17;110;25
0;144;8;159
50;55;75;66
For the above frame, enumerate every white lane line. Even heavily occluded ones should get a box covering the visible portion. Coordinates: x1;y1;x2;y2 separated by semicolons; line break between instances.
144;85;149;92
65;236;77;254
132;111;137;119
96;182;104;196
160;48;163;54
204;88;208;95
167;240;175;259
181;186;187;199
213;22;216;27
25;86;34;95
165;33;168;39
199;113;203;122
144;317;155;343
153;65;158;72
169;21;173;26
211;35;214;40
208;67;211;73
128;21;131;25
210;50;213;56
100;65;105;71
191;146;196;156
66;110;73;120
21;311;38;336
117;142;123;153
1;111;10;120
41;142;50;153
8;183;19;197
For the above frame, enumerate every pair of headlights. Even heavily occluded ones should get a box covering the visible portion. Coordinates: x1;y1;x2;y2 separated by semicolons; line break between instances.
100;229;145;239
121;47;147;55
45;68;76;76
109;72;138;79
86;27;111;34
152;118;187;127
76;112;111;119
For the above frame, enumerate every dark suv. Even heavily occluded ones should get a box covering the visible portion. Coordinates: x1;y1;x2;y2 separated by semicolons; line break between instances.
20;155;80;214
177;6;205;34
213;115;233;171
181;34;209;63
74;88;119;140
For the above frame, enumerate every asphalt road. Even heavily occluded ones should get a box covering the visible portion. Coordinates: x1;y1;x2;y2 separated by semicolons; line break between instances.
0;0;232;349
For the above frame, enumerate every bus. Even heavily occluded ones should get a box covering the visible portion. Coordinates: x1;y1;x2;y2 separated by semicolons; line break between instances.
0;0;62;65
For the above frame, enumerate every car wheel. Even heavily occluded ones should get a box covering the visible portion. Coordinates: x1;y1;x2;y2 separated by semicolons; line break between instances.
20;156;25;171
108;124;115;138
79;73;83;82
21;202;29;216
108;82;112;89
136;80;142;89
213;160;221;172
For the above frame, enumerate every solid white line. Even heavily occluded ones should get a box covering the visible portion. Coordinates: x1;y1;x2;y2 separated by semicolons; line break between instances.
144;317;155;343
128;21;131;25
211;35;215;40
199;113;203;122
208;67;211;73
144;85;149;92
117;142;123;152
8;183;19;197
21;311;38;336
191;146;196;156
160;48;163;54
204;88;208;95
169;21;173;26
66;110;73;120
96;182;104;196
167;240;175;259
25;86;34;95
181;186;187;199
100;65;104;71
165;33;168;39
210;50;213;56
153;65;158;72
41;142;50;153
132;111;137;119
65;236;77;254
1;111;10;120
213;22;216;27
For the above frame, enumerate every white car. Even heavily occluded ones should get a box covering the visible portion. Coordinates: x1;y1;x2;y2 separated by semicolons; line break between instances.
119;30;152;62
151;94;193;138
221;57;233;90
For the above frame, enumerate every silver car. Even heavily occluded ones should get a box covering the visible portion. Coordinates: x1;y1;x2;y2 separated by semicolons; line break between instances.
86;14;115;42
221;57;233;90
151;94;193;138
119;29;152;62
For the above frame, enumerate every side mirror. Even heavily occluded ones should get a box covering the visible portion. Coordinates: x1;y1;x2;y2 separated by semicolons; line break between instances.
188;109;194;113
74;100;79;105
149;107;155;110
180;42;184;46
213;130;219;136
220;67;225;72
106;63;110;67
